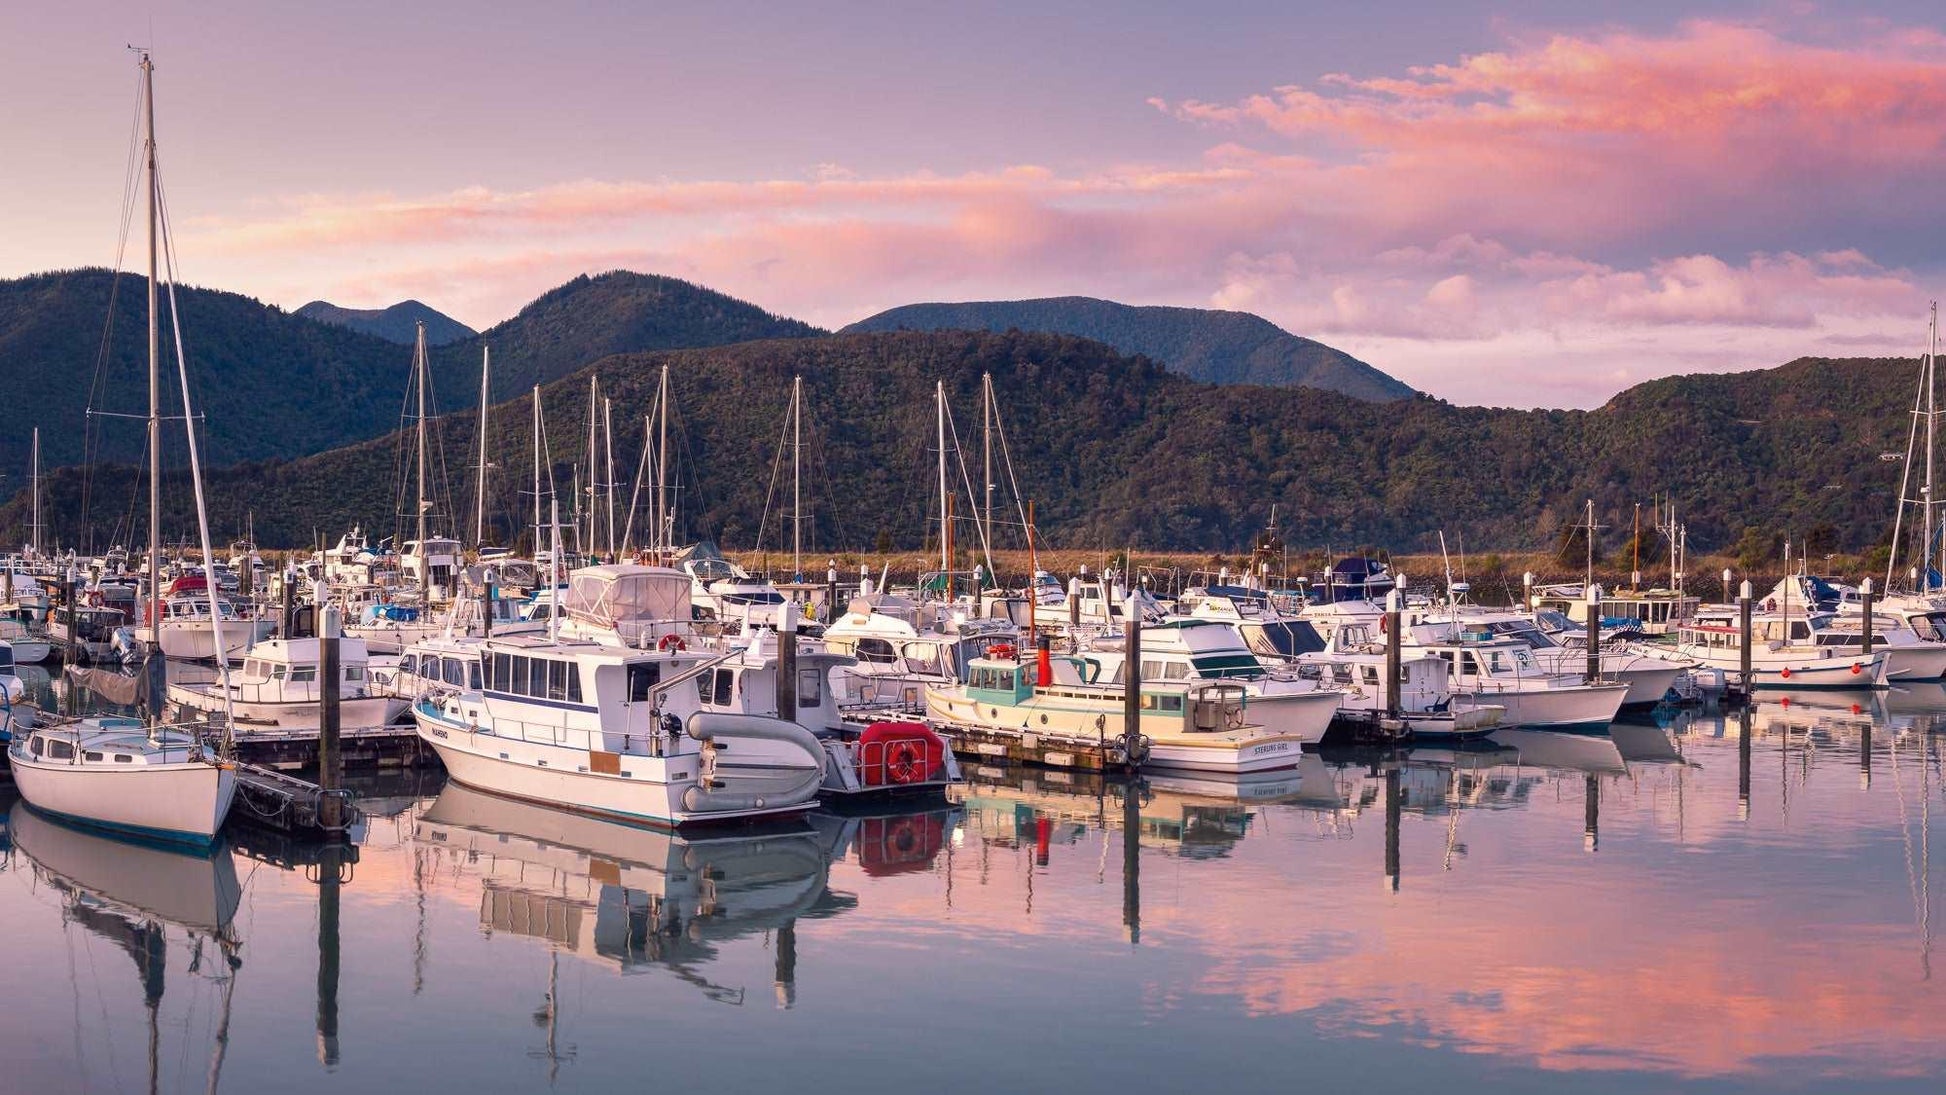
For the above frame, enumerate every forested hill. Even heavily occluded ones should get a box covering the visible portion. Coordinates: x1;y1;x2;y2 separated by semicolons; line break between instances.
0;268;825;488
2;329;1918;559
296;299;476;346
845;296;1414;401
442;271;825;399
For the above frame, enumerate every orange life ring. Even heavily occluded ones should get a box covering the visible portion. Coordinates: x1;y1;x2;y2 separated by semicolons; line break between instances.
986;642;1018;661
658;633;688;652
886;739;925;784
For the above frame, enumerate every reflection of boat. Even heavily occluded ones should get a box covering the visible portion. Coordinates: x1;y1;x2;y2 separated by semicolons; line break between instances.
953;765;1293;858
1486;728;1628;775
10;800;243;1095
9;801;241;934
809;807;962;877
1608;723;1687;765
415;782;849;983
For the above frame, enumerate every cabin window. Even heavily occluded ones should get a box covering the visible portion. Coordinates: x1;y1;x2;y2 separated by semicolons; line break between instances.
527;657;547;697
1158;695;1184;713
345;665;365;683
115;754;133;764
470;663;483;691
290;666;318;683
84;751;104;762
489;653;511;691
547;660;569;701
799;668;822;709
272;665;287;680
627;663;659;703
445;659;468;687
1459;652;1481;675
856;638;897;664
48;739;74;760
29;735;43;757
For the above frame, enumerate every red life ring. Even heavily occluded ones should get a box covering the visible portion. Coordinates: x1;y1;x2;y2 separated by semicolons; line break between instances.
886;739;924;784
986;642;1017;661
658;633;688;652
1780;667;1791;679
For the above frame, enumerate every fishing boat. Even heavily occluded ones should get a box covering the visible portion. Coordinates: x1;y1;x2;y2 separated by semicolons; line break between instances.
925;652;1312;772
9;52;238;846
1076;619;1343;742
141;575;276;662
1660;609;1892;689
410;562;827;826
1294;647;1504;738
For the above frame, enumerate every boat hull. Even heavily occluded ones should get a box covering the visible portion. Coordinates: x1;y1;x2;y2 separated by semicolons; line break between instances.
5;749;236;846
414;704;820;828
167;683;398;729
1451;682;1627;728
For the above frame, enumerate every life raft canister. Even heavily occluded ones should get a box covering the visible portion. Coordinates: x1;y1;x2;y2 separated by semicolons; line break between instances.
858;721;947;786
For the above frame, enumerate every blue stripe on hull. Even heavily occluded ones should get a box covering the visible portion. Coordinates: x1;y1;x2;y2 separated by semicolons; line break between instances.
23;803;219;851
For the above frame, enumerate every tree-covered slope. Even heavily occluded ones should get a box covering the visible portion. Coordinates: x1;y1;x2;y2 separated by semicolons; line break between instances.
845;296;1414;401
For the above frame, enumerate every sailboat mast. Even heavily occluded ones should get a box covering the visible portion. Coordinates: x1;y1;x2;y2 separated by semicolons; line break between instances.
474;346;490;547
30;426;40;556
414;321;429;598
655;363;670;559
585;376;599;557
603;396;616;562
936;381;949;581
1930;304;1940;591
530;385;542;556
792;374;802;581
143;52;161;650
982;372;994;553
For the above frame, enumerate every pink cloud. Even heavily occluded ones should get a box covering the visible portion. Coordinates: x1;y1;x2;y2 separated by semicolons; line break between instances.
178;16;1946;408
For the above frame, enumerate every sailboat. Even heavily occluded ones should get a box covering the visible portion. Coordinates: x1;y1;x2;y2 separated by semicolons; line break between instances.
8;52;237;846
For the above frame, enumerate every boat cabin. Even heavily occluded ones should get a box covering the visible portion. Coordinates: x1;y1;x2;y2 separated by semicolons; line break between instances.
402;537;463;593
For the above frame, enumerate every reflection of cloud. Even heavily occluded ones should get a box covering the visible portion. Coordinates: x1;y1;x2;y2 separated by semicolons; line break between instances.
813;745;1946;1081
177;17;1946;407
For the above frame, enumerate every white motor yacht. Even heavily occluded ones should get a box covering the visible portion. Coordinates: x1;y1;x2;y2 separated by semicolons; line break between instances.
168;635;403;729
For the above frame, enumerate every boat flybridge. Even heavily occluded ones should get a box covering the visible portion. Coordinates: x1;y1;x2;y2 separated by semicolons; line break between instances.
1531;583;1699;636
410;565;828;827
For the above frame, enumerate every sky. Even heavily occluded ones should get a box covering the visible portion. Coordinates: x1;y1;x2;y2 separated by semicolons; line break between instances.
3;0;1944;408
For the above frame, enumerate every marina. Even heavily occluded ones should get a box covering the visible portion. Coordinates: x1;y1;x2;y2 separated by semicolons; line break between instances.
6;6;1946;1090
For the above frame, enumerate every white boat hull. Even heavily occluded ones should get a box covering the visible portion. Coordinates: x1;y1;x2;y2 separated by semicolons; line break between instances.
167;683;400;729
5;639;52;664
143;618;277;662
1451;682;1627;728
415;704;821;827
6;749;236;846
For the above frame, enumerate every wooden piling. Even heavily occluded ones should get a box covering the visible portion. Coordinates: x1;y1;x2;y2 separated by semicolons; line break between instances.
1121;777;1141;944
1383;590;1402;719
1738;580;1754;701
1860;578;1875;655
776;601;798;719
1584;585;1601;684
318;607;343;830
1122;596;1142;770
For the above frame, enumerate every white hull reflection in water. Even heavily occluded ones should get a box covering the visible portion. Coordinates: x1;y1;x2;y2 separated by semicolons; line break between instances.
11;708;1946;1091
415;782;849;979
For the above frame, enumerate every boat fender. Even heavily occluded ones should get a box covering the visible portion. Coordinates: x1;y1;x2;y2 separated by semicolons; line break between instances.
1379;616;1390;634
1780;667;1791;679
1851;662;1864;676
658;633;688;652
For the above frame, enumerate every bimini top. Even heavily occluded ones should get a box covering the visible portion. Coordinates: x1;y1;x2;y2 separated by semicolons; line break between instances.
563;565;692;629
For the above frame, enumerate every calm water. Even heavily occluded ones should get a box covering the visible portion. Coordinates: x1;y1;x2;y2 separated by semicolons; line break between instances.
5;687;1946;1093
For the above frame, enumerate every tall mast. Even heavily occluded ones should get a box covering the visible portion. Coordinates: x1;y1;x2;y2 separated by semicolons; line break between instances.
585;376;599;557
603;396;616;562
474;346;490;548
29;426;40;557
656;363;671;558
1930;304;1940;591
791;374;803;581
143;51;160;650
414;320;429;598
530;385;542;556
982;372;994;553
936;381;949;582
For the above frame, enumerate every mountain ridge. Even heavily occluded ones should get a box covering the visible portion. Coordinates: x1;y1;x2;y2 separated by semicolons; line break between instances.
295;299;476;346
845;295;1414;401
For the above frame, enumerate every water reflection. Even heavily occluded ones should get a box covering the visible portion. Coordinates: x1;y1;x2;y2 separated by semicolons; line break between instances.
414;783;851;997
2;708;1945;1092
7;803;242;1095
